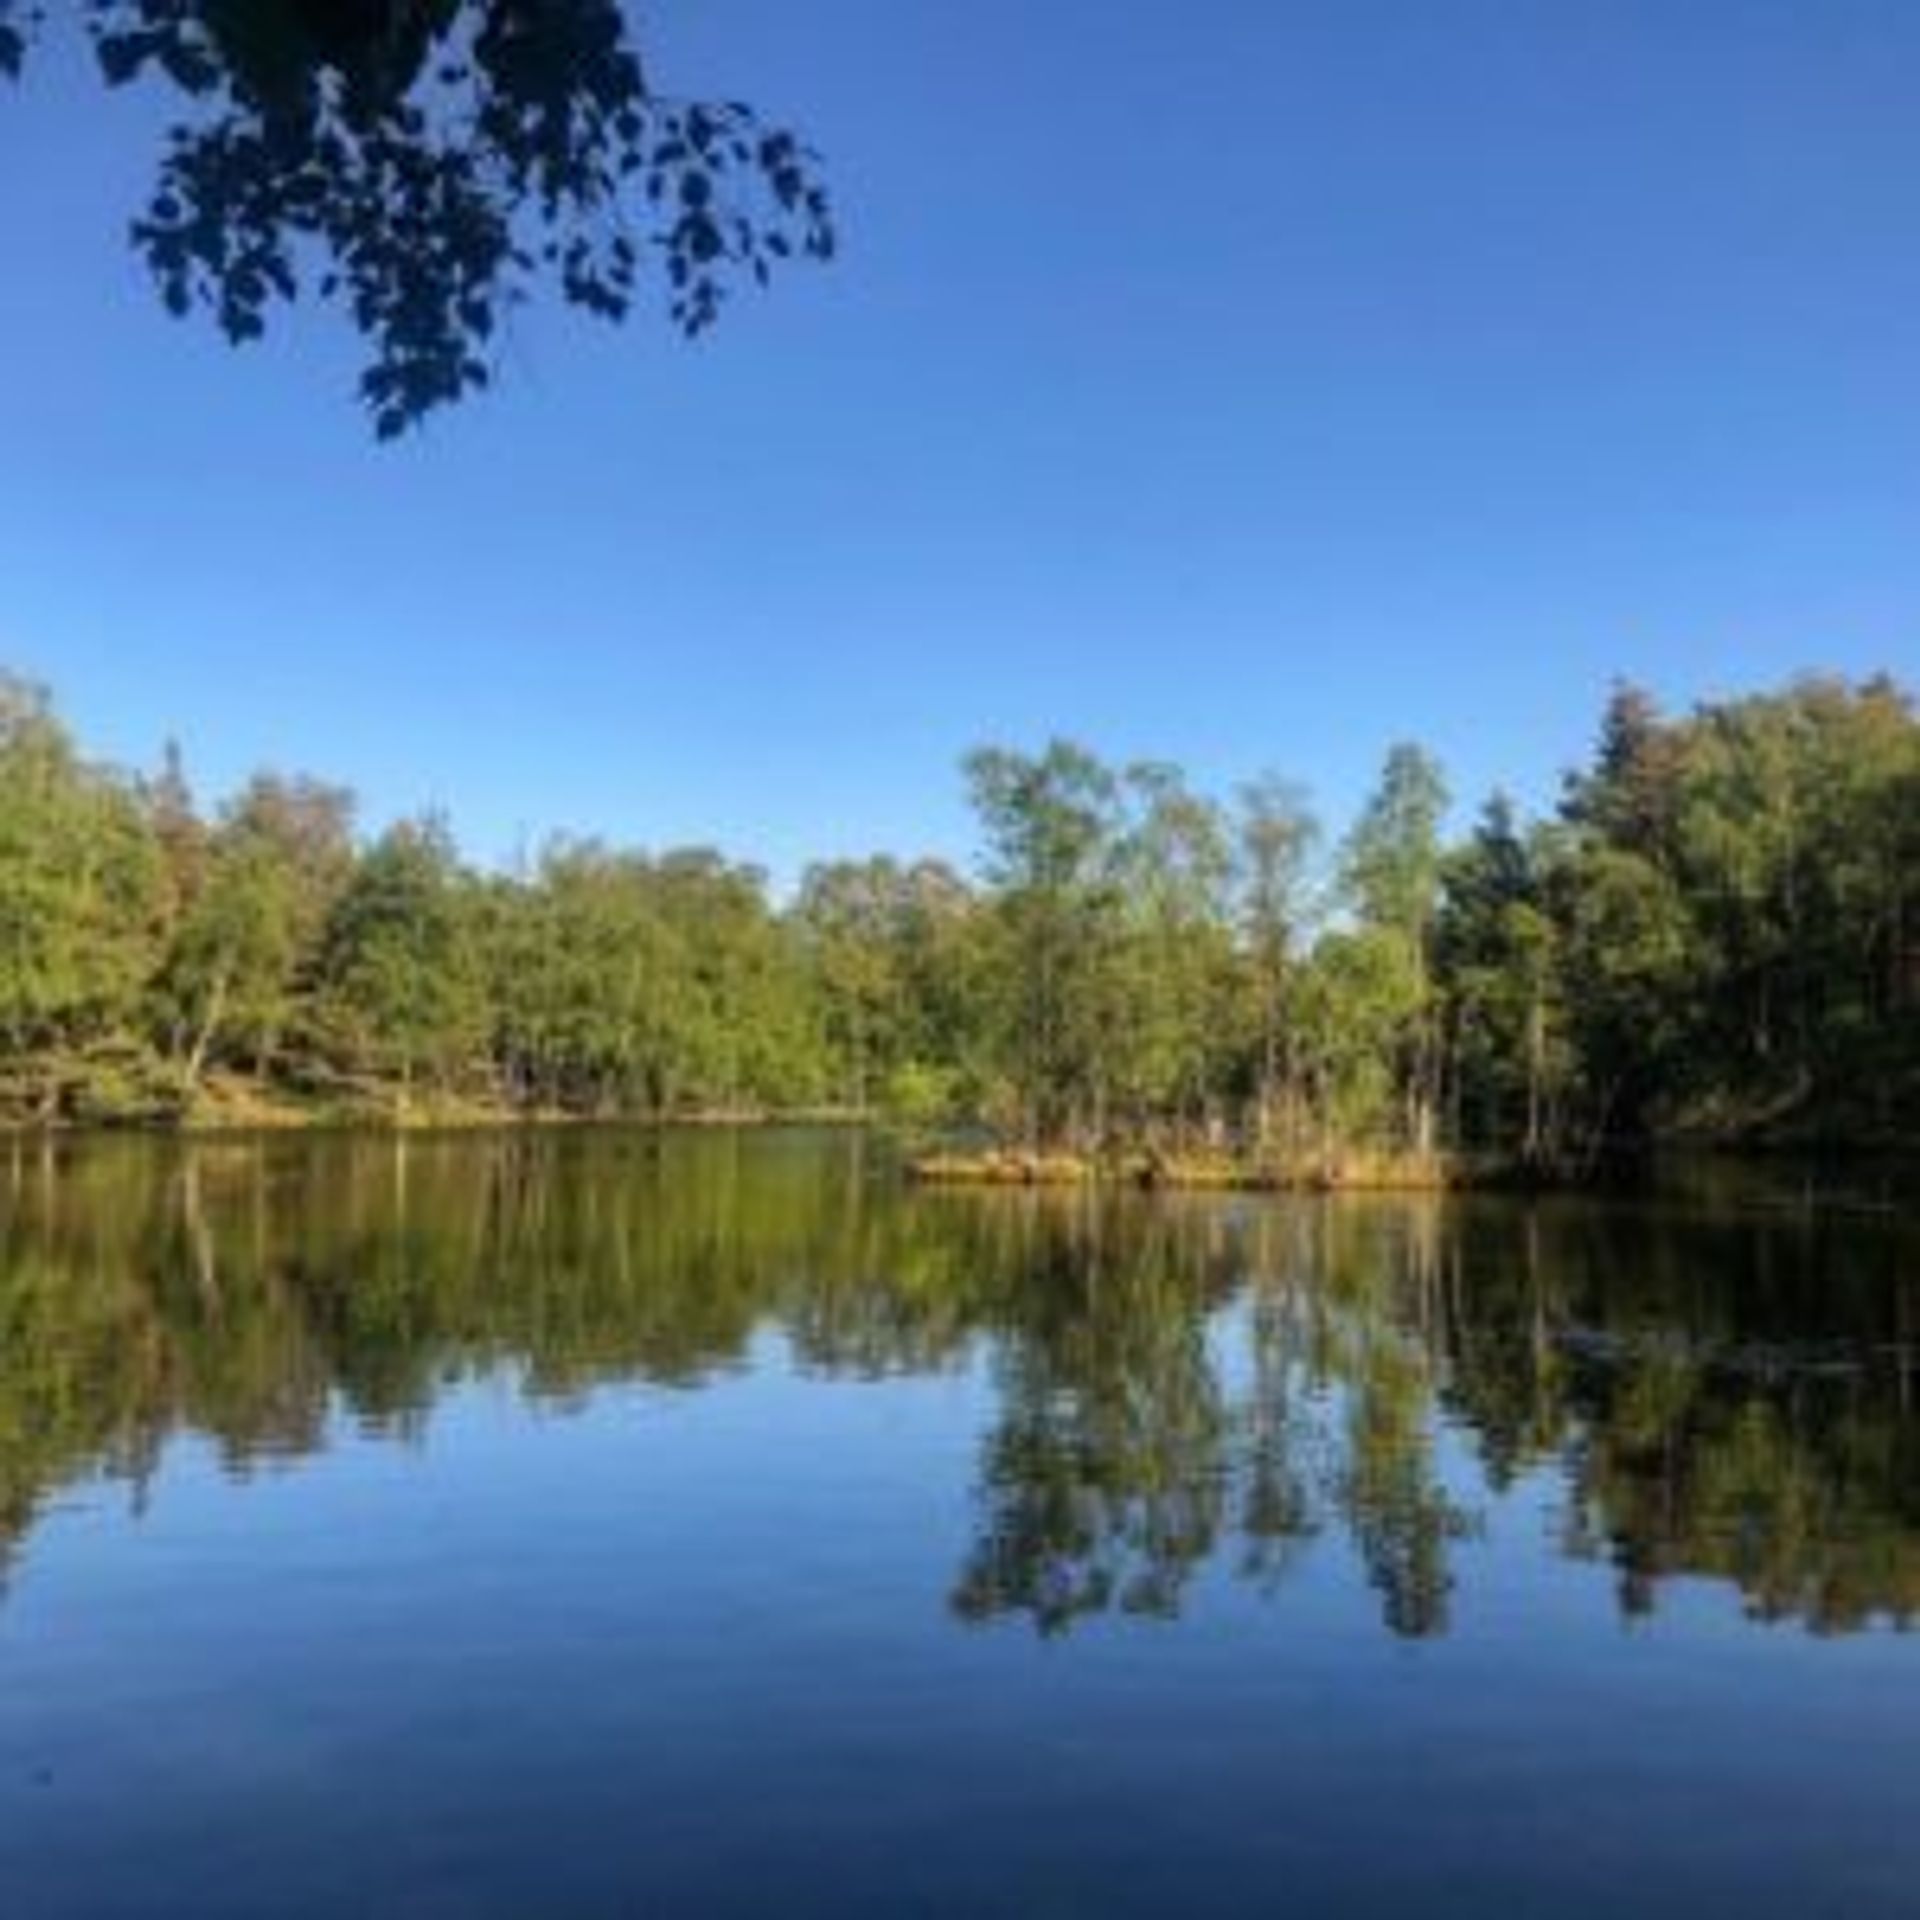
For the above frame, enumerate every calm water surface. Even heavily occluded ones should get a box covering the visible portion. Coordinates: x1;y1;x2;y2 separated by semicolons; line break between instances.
1;1130;1917;1917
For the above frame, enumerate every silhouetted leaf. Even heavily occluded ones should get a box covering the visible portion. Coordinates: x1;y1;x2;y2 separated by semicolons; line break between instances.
17;1;836;437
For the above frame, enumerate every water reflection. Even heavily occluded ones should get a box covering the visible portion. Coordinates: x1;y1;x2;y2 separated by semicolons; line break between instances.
1;1131;1915;1637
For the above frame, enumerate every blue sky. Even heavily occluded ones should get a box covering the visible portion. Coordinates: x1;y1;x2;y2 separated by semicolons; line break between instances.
2;1;1917;883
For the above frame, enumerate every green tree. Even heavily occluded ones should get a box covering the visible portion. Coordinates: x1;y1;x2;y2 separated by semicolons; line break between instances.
1558;843;1694;1137
653;849;826;1111
165;817;300;1091
1234;774;1320;1152
153;769;353;1094
885;859;985;1118
1105;764;1236;1138
963;741;1127;1147
316;815;487;1095
1436;796;1570;1158
0;678;163;1115
1341;743;1449;1153
1291;928;1418;1154
1553;674;1918;1140
797;858;918;1112
1564;679;1681;859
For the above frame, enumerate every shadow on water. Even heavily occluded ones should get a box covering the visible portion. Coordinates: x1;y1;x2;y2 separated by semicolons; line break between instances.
1;1128;1916;1639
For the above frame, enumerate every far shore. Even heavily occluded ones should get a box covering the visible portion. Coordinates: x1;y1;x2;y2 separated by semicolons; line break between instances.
0;1084;874;1138
5;1103;1910;1194
904;1146;1546;1194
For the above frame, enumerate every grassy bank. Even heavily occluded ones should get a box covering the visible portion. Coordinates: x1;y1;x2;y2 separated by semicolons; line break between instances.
905;1145;1542;1193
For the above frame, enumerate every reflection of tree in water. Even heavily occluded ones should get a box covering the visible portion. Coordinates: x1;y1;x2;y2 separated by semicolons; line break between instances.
1;1138;1917;1636
951;1203;1235;1631
1432;1201;1920;1633
1558;1342;1920;1631
1233;1269;1326;1596
952;1200;1473;1638
0;1130;954;1585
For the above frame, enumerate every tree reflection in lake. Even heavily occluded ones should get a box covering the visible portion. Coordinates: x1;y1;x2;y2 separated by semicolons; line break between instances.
950;1199;1475;1637
0;1131;1914;1636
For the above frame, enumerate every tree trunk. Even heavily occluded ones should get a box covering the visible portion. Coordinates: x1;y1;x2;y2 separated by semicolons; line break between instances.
1524;990;1544;1162
184;962;231;1093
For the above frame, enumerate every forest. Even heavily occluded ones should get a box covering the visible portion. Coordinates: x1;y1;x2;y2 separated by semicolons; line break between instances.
0;668;1913;1156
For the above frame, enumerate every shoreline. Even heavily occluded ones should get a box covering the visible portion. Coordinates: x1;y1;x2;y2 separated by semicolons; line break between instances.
0;1096;875;1139
5;1111;1910;1183
903;1147;1540;1194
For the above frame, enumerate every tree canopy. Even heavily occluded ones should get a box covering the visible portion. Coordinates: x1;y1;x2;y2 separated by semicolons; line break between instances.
0;1;833;433
0;665;1913;1150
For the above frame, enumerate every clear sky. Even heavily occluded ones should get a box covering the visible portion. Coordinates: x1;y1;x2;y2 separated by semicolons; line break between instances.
3;1;1918;883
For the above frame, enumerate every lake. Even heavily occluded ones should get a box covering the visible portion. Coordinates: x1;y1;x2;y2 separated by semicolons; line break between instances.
1;1129;1916;1917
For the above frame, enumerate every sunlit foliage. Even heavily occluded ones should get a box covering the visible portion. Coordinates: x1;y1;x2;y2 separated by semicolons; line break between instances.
0;668;1912;1148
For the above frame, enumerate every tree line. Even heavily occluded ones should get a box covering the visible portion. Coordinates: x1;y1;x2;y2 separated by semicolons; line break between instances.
0;667;1913;1148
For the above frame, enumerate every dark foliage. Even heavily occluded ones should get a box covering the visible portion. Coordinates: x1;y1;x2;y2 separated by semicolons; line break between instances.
2;2;834;433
